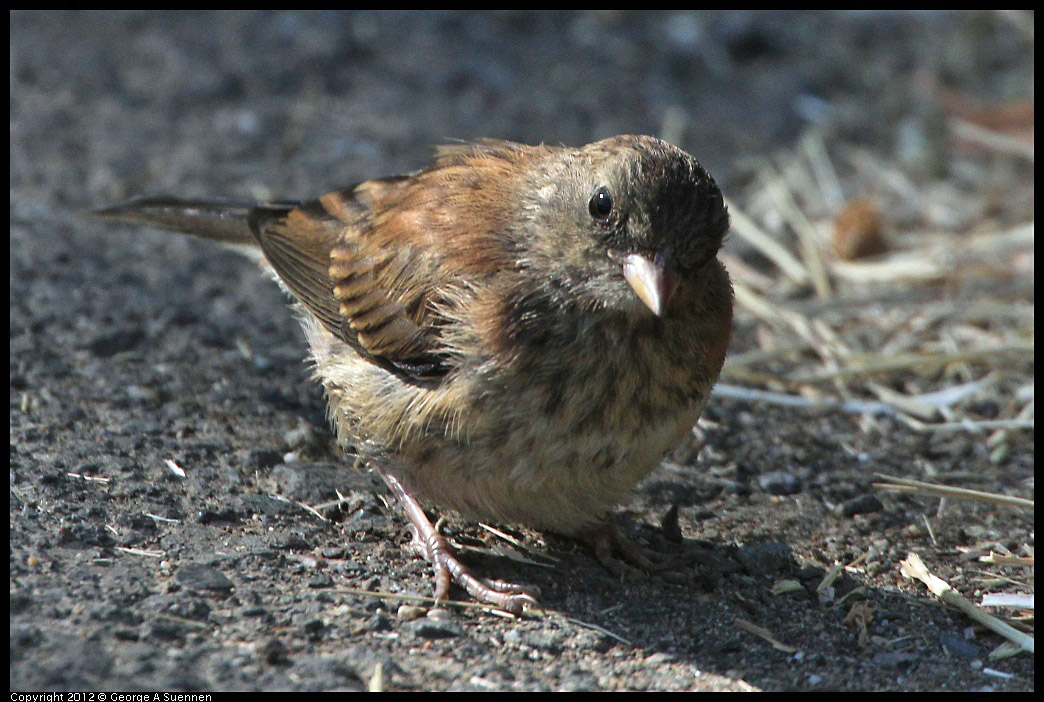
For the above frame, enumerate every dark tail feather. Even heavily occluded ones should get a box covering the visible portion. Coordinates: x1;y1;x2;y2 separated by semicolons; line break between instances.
91;196;297;247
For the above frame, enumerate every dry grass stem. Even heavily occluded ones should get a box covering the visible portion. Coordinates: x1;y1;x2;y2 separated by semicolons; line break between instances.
760;161;833;299
115;546;164;558
725;199;810;285
722;119;1032;453
734;618;799;654
873;473;1034;509
900;553;1034;654
981;593;1034;610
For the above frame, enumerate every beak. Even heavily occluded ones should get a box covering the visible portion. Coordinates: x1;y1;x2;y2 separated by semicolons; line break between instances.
620;252;678;317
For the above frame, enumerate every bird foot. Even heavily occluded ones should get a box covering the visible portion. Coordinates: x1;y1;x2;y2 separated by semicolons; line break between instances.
414;526;541;615
587;519;698;580
379;468;539;615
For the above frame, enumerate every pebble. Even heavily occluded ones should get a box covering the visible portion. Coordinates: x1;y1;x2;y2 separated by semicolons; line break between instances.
259;637;289;665
86;326;144;357
410;619;461;640
139;618;186;641
871;651;918;668
367;611;392;632
396;604;425;621
939;632;980;660
307;574;334;589
427;607;453;621
174;563;234;592
758;470;802;495
737;541;792;575
836;494;884;517
283;423;316;450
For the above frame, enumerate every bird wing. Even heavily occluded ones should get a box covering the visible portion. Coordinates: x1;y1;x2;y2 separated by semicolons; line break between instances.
250;175;461;385
94;142;534;387
251;142;531;386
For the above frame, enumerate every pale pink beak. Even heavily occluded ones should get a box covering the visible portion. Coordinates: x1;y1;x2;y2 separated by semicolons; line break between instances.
621;252;678;317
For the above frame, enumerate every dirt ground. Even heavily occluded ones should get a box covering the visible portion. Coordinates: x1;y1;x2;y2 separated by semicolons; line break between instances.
10;11;1034;691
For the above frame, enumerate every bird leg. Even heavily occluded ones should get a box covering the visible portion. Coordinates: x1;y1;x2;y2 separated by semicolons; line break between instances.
377;468;540;615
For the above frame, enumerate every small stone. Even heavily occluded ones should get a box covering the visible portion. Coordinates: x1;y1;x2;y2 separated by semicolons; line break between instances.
397;605;426;621
140;618;186;641
832;198;886;261
939;632;980;660
426;607;453;622
737;541;792;575
837;494;884;517
174;563;234;592
283;423;316;450
410;619;461;640
368;611;392;632
307;573;334;589
86;326;144;356
758;470;801;496
871;651;918;668
260;637;289;665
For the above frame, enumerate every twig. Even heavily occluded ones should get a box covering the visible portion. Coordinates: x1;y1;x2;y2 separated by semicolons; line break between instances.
980;553;1035;567
981;593;1034;610
950;117;1035;161
724;199;810;285
334;586;524;615
143;512;180;524
115;546;164;558
478;523;558;564
333;586;634;645
912;419;1034;434
790;342;1034;382
760;161;833;299
561;616;634;647
735;618;799;654
801;130;845;211
900;553;1033;654
874;473;1034;510
712;383;896;415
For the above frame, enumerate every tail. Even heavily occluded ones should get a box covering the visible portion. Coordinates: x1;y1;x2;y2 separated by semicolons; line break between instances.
91;196;299;248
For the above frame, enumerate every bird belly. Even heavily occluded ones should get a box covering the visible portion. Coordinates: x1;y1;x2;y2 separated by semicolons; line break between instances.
303;314;711;536
397;383;706;536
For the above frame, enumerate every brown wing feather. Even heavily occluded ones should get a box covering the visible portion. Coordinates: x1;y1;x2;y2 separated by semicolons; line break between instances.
251;143;536;385
251;201;345;336
250;180;449;384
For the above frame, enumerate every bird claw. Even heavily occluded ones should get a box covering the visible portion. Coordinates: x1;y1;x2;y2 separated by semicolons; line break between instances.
425;531;540;614
588;520;699;578
381;468;539;615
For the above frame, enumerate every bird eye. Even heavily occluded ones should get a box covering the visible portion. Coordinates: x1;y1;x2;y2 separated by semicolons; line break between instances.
588;186;613;221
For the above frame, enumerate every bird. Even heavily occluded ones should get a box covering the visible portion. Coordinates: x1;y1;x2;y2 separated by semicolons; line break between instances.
93;135;733;614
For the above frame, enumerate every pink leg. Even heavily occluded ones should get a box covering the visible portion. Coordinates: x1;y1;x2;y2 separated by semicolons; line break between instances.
378;468;539;615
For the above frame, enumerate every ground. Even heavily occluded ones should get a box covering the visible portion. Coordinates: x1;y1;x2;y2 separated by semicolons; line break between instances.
10;11;1034;691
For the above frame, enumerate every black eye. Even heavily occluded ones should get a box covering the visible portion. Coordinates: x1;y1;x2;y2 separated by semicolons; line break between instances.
588;186;613;221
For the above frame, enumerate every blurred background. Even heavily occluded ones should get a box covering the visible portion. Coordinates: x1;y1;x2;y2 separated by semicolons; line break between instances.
10;11;1031;198
10;11;1034;691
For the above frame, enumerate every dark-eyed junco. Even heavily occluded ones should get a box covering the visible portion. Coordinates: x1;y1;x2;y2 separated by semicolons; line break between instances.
94;135;733;613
